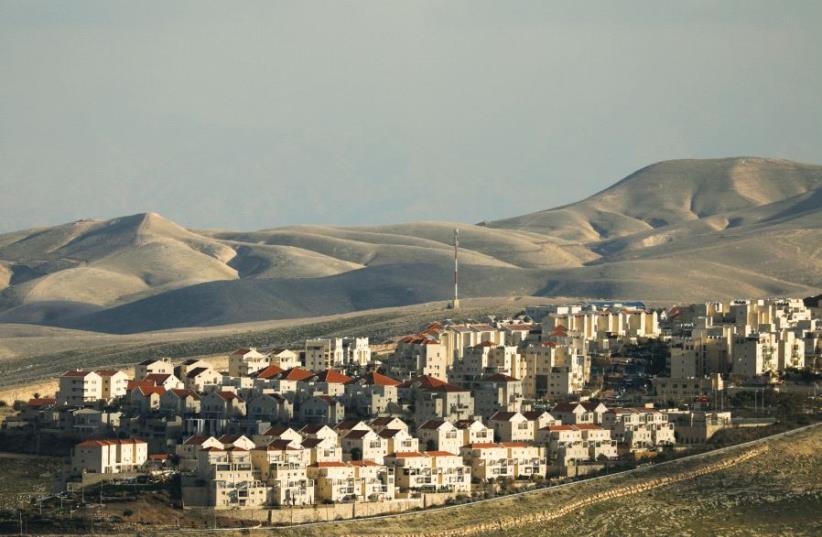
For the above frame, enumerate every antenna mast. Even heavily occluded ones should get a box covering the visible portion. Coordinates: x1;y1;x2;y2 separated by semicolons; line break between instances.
451;228;460;309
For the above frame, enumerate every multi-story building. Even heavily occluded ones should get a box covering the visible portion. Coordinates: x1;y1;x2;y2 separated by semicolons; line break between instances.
389;337;448;380
488;411;533;443
58;370;103;406
134;358;174;381
268;348;301;370
71;438;148;475
299;396;345;426
379;428;419;455
344;372;402;417
601;408;675;451
201;391;247;419
342;337;372;367
459;443;512;481
228;348;270;378
416;419;462;454
472;374;523;417
250;443;314;506
350;460;395;501
304;339;345;371
184;367;223;392
453;418;495;446
414;383;474;424
96;370;130;402
384;452;434;493
426;451;471;492
201;447;271;508
341;428;387;464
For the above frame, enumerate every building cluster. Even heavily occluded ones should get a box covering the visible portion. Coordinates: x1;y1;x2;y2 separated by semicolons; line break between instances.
655;298;821;402
11;298;811;510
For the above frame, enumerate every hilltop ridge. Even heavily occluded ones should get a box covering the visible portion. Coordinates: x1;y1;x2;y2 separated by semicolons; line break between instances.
0;157;819;333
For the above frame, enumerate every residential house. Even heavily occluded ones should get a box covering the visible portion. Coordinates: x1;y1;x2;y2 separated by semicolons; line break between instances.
341;429;387;464
201;391;247;419
228;348;270;378
345;372;402;417
134;358;174;381
160;389;201;415
299;396;345;426
185;367;223;393
416;419;462;454
488;411;533;443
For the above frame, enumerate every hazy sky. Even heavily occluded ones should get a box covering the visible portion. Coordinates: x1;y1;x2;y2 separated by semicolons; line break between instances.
2;1;821;233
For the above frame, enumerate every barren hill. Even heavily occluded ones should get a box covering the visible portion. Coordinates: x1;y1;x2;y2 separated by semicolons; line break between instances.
489;157;822;240
0;157;819;333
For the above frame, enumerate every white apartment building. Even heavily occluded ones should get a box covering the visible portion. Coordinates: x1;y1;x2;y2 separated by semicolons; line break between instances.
58;370;103;406
96;370;130;402
228;348;270;377
134;358;174;380
71;438;148;475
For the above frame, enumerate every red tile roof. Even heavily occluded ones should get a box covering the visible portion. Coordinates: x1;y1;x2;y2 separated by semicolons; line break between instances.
262;426;291;436
344;429;373;439
424;450;457;457
573;424;603;430
301;438;325;448
143;373;174;384
418;419;447;430
135;386;165;396
522;411;550;421
279;368;314;381
466;443;502;449
127;380;155;391
489;411;521;421
183;435;214;446
336;419;368;430
358;372;401;387
392;451;426;458
543;425;577;431
483;373;520;382
397;375;448;389
27;397;56;408
309;369;353;384
428;383;469;393
370;417;403;426
300;424;332;434
255;365;285;379
171;388;199;399
185;367;213;379
312;461;349;468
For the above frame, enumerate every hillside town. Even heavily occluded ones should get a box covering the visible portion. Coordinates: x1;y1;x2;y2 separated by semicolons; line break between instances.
2;297;820;515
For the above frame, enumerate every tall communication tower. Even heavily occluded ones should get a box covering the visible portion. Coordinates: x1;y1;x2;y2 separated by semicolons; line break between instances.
450;228;460;309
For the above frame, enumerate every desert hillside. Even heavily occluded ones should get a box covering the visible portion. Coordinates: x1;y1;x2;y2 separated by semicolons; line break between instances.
0;157;819;333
